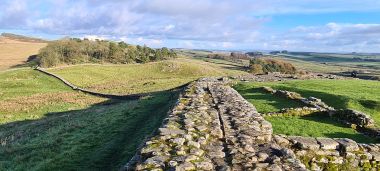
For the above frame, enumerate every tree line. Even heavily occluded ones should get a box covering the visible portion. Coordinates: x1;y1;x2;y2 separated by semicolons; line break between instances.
37;38;177;67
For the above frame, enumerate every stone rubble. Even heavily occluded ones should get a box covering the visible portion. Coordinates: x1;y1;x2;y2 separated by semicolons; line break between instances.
274;135;380;170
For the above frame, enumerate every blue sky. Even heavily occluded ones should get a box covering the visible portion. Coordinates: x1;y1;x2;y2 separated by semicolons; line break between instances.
1;0;380;52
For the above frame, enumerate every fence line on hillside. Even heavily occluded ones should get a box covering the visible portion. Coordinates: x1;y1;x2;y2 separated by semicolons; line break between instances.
34;67;188;100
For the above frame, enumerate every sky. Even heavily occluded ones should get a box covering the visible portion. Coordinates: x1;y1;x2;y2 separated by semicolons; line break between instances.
1;0;380;52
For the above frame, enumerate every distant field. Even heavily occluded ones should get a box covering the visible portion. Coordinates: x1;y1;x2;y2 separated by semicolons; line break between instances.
234;79;380;143
47;58;247;95
0;36;46;70
275;52;380;79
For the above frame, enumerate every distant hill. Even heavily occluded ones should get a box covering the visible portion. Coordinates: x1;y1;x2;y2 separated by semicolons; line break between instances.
0;33;47;70
1;33;48;43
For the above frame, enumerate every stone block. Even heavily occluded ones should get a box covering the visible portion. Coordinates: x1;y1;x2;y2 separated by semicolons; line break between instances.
334;138;359;152
316;137;339;150
289;136;320;150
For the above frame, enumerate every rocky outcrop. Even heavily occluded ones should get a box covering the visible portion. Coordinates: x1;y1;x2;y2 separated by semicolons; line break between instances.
124;78;306;170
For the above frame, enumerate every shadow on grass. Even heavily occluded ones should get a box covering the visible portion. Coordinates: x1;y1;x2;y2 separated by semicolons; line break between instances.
269;85;351;110
0;89;180;170
297;113;378;143
234;85;304;112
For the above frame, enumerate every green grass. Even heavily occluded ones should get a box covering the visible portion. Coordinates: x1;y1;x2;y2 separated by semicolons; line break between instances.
233;84;303;113
266;114;376;143
0;69;105;124
48;58;247;95
234;79;380;142
275;53;380;79
0;69;70;100
0;91;179;170
244;79;380;125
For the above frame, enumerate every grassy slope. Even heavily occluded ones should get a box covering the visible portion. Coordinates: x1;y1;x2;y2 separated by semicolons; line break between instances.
0;69;105;124
0;57;244;170
0;37;46;70
234;80;380;143
0;91;178;170
0;67;180;170
47;58;247;95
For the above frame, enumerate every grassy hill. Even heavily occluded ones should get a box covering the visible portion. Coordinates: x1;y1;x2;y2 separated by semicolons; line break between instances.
0;68;181;170
234;79;380;143
47;58;247;95
1;33;48;43
0;57;247;170
0;34;47;70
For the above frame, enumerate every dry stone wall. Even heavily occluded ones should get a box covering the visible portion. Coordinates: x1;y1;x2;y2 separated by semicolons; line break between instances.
124;78;379;170
125;78;306;170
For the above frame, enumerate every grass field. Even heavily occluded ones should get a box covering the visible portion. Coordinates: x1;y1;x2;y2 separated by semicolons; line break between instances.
0;36;46;70
275;53;380;79
0;91;179;170
0;69;105;124
267;114;376;143
0;66;181;170
234;79;380;143
0;57;246;170
47;58;247;95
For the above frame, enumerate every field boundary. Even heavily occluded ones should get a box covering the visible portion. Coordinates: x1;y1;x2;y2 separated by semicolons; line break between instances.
35;67;189;100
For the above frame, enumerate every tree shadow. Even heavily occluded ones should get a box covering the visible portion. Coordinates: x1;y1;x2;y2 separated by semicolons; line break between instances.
9;55;38;69
0;89;181;170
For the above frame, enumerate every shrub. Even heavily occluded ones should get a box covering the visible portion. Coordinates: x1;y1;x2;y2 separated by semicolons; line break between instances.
249;57;297;74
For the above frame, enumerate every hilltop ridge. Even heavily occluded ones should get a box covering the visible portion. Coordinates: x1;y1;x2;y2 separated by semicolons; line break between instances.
0;33;48;43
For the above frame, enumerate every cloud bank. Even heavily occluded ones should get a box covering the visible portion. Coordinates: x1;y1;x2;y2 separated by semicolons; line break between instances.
1;0;380;52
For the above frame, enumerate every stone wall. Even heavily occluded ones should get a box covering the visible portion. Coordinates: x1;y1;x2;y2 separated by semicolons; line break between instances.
124;78;379;170
35;67;189;100
124;78;306;170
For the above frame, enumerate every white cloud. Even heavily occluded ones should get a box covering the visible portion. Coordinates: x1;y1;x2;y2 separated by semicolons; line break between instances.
164;24;175;31
83;35;107;41
1;0;380;52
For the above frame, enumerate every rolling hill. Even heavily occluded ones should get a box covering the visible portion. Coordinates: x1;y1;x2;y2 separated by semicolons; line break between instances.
0;33;47;71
